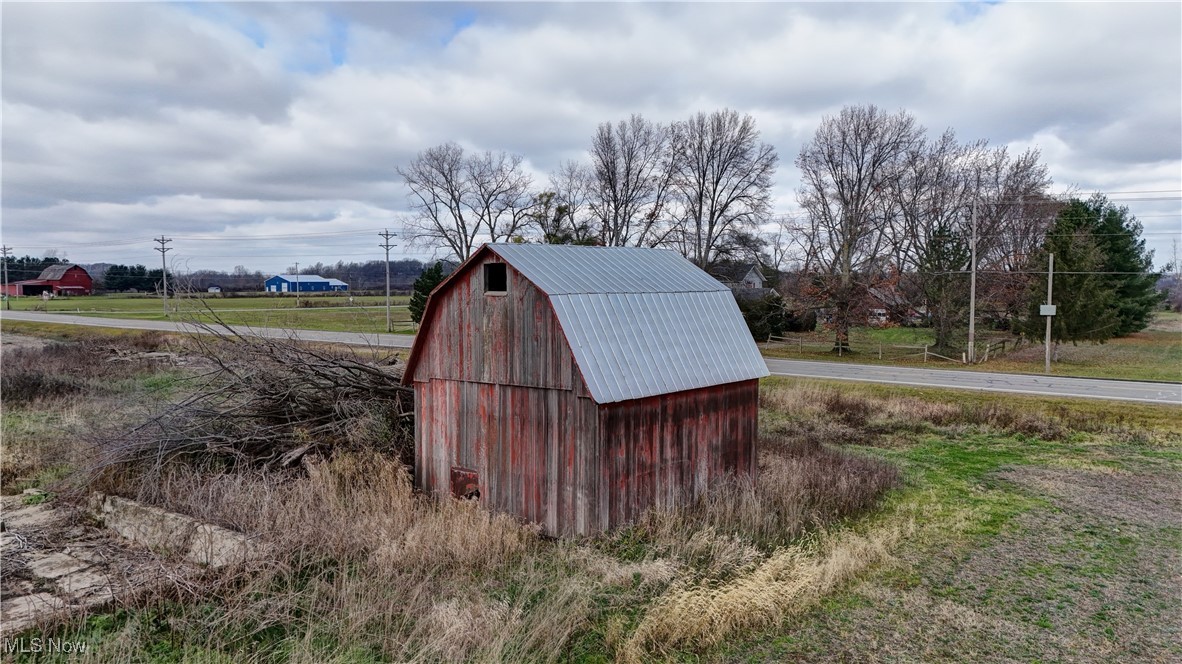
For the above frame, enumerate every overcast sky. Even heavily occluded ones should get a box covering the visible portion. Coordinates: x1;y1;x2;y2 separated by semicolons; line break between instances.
3;1;1179;274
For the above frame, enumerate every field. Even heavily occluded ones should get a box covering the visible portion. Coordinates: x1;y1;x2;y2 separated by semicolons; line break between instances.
5;293;418;334
1;328;1178;662
762;311;1182;383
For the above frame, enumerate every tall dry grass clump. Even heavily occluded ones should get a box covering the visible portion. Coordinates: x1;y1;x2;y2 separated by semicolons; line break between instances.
641;433;901;557
618;523;908;662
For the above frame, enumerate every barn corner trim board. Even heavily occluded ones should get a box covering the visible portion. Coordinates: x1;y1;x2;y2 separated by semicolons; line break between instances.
404;243;768;536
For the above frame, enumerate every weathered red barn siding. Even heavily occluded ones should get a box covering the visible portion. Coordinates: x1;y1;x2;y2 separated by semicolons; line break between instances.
410;256;577;392
412;256;604;535
598;379;758;530
414;380;602;535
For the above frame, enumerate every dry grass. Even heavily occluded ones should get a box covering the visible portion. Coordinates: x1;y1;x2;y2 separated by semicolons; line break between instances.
618;523;908;662
0;332;168;406
63;429;901;662
757;380;1138;444
8;332;927;662
640;434;901;555
73;453;600;663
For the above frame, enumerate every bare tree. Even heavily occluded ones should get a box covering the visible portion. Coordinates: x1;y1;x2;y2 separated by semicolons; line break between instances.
668;109;778;268
889;130;984;348
466;150;534;243
588;114;677;247
541;160;598;244
398;142;479;260
796;105;922;350
969;146;1057;328
761;215;799;274
398;143;534;259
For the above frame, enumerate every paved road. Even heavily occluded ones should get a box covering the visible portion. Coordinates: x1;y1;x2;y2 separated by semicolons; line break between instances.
3;311;1179;405
764;358;1180;405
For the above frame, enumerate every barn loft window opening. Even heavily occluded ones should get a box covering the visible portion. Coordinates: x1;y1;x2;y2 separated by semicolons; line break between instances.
484;263;507;293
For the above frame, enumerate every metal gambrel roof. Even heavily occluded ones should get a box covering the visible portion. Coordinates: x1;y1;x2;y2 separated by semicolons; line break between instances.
488;244;728;294
37;265;87;281
487;244;769;403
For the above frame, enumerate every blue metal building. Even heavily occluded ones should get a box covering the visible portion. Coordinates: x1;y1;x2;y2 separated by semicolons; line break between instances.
264;275;349;293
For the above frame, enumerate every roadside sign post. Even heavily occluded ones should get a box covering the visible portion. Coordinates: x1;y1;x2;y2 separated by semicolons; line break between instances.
1043;253;1054;374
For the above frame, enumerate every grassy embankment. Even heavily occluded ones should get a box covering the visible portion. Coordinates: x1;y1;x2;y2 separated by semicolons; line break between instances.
2;327;1178;662
762;311;1182;383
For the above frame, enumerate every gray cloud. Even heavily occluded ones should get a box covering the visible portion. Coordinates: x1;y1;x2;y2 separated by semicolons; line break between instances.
2;1;1178;272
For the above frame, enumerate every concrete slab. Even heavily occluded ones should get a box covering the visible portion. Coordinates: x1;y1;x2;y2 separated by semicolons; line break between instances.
0;593;65;635
1;502;59;530
186;523;267;568
26;552;92;580
95;495;199;555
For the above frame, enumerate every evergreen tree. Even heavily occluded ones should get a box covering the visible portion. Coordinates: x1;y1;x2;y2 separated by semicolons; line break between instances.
918;221;971;351
409;262;446;324
1086;197;1163;334
1023;221;1119;345
1042;197;1163;337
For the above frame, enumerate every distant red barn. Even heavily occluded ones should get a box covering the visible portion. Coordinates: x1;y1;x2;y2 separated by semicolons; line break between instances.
403;244;769;536
2;265;93;296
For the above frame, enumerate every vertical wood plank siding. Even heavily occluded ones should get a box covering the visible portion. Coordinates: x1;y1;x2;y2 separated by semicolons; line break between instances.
412;253;759;536
597;380;758;531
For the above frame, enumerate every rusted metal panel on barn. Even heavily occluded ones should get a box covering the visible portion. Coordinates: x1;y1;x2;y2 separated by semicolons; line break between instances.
450;466;480;499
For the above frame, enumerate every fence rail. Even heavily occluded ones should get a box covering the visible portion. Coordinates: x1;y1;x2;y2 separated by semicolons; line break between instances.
762;334;1021;365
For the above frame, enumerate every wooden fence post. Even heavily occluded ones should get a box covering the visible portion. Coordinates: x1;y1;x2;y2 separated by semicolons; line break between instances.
924;345;929;363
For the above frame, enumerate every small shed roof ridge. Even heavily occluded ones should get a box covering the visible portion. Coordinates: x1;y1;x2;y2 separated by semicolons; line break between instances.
487;244;729;295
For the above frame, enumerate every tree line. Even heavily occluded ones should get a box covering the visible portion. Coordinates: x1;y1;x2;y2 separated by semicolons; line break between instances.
398;104;1165;350
2;258;444;294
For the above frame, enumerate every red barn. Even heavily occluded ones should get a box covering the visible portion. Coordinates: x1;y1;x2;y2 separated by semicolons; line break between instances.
3;265;93;296
403;244;768;536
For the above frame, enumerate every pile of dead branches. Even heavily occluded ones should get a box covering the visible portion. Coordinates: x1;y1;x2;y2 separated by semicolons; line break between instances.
85;323;414;481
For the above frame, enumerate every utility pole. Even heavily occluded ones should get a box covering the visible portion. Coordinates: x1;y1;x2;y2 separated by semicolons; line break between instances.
154;236;172;315
294;262;300;307
1;245;11;310
1044;253;1054;374
967;200;977;363
379;229;398;333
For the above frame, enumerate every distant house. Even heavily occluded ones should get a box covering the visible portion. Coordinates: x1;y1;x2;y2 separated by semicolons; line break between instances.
404;243;768;536
2;264;93;296
264;275;348;293
868;287;924;326
712;263;766;290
